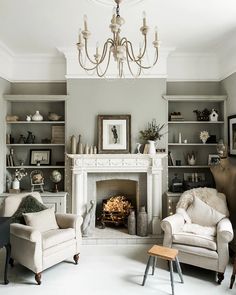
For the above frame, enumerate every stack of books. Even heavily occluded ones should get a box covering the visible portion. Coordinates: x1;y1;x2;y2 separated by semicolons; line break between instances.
170;113;184;121
6;153;15;167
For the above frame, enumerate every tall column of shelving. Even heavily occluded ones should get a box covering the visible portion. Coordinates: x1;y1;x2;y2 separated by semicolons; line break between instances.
163;95;227;215
3;95;68;193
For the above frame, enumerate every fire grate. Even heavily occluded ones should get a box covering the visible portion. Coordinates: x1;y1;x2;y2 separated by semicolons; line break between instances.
97;195;133;228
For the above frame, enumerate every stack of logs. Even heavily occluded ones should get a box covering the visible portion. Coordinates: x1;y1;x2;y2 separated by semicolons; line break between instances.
98;195;133;228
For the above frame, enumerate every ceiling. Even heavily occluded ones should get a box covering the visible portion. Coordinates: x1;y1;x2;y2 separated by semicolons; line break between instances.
0;0;236;56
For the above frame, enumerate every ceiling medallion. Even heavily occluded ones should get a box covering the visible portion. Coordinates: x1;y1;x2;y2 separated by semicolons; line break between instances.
77;0;159;78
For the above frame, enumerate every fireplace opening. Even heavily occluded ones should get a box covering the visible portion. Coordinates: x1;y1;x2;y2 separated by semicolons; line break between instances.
96;179;140;229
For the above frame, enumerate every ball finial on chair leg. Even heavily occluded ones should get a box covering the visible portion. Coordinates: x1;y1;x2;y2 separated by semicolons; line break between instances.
217;272;224;284
35;273;42;285
73;254;80;265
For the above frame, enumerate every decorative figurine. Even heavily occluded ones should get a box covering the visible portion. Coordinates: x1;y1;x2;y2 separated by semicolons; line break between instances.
30;170;44;192
209;109;219;122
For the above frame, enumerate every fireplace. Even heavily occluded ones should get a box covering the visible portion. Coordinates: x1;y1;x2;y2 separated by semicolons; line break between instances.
68;154;167;234
95;178;145;228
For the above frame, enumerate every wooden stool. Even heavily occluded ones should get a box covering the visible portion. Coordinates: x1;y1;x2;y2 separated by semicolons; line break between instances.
142;245;184;295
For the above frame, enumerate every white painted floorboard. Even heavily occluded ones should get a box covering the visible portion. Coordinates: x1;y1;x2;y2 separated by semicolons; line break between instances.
0;244;233;295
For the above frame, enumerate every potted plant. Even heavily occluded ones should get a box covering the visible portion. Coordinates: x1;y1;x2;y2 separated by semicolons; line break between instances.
140;119;165;154
12;168;27;190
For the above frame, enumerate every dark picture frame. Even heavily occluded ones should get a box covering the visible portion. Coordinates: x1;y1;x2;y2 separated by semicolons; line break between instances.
30;149;51;165
228;115;236;156
97;115;131;154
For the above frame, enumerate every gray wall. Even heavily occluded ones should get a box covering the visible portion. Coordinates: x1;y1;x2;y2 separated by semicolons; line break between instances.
11;82;66;95
167;81;221;95
220;72;236;116
0;78;11;192
66;79;167;153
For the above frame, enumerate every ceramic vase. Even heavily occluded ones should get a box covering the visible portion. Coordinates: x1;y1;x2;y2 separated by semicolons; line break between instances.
12;179;20;190
71;135;77;154
137;206;148;237
148;140;156;155
128;211;136;235
32;110;43;121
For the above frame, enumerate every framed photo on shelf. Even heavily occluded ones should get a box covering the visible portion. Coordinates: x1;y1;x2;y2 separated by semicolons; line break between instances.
228;115;236;156
30;149;51;165
208;154;220;165
97;115;131;154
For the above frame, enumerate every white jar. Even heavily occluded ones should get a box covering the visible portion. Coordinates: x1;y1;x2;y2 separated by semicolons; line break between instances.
32;111;43;121
12;179;20;190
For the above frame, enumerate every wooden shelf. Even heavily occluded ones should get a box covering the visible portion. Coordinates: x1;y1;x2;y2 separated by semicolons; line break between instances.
6;121;65;124
168;143;217;146
168;165;210;168
7;144;65;146
168;121;224;124
6;166;65;169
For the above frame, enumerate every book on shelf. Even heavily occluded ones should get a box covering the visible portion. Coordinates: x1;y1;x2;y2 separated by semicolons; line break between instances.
6;154;15;166
168;151;174;166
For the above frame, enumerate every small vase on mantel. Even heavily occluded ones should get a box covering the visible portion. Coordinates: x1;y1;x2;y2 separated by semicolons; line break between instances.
137;206;148;237
128;210;136;235
71;135;77;154
148;140;156;155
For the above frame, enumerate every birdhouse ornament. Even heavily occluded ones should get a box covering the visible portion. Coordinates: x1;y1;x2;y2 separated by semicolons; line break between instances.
209;109;218;122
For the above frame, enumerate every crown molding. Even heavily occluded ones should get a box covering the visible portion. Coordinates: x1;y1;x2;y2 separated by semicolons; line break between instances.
58;46;175;79
0;40;236;82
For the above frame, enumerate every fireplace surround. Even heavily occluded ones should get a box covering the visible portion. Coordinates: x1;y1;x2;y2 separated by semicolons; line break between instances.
68;154;167;234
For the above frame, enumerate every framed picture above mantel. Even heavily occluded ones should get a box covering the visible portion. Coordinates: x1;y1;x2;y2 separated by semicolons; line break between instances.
228;115;236;156
97;115;131;154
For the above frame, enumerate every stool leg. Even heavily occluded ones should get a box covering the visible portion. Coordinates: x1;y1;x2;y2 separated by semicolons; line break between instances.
142;256;152;286
169;260;175;295
175;256;184;283
230;257;236;289
152;257;156;275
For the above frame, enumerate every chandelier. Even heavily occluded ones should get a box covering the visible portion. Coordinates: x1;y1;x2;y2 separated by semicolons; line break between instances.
76;0;160;78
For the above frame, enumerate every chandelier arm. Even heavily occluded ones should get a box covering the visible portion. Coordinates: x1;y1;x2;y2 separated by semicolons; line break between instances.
127;40;159;69
78;50;98;71
125;49;142;78
84;38;98;65
96;49;112;77
97;40;113;65
125;38;148;63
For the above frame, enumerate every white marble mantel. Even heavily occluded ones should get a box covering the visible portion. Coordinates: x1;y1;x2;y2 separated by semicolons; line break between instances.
67;153;167;234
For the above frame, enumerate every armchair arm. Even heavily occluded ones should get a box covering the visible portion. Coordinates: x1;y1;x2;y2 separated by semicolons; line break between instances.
161;214;185;247
10;223;41;243
55;213;83;229
217;218;234;243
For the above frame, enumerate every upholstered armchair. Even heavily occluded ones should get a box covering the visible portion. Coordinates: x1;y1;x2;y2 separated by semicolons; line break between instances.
161;187;233;284
1;192;83;285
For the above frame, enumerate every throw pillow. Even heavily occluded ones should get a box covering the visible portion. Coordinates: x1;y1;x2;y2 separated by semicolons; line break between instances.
10;195;47;224
187;196;226;226
23;208;59;232
176;208;191;224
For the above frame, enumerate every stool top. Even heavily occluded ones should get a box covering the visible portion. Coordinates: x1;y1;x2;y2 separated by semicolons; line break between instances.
148;245;178;261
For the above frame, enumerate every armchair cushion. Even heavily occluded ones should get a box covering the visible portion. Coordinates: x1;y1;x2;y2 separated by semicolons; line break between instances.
173;232;217;251
187;196;225;226
23;208;59;232
10;195;47;224
42;228;75;250
183;223;216;237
